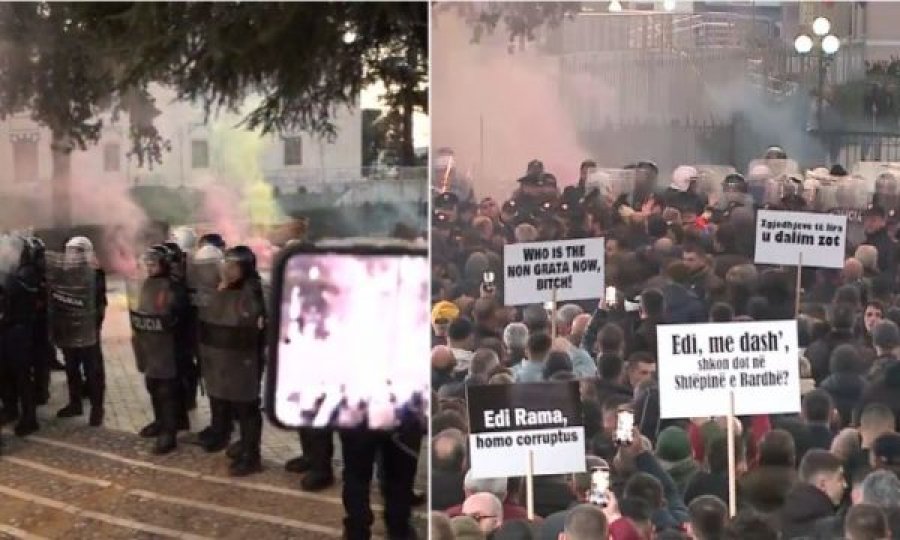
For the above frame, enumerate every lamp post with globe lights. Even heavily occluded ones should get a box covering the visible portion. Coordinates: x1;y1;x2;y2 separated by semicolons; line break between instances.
794;16;841;132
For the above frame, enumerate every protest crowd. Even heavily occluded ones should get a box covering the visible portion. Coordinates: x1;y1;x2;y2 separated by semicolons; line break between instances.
430;147;900;540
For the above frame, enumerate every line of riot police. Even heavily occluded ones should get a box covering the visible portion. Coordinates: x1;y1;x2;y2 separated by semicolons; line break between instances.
127;231;268;477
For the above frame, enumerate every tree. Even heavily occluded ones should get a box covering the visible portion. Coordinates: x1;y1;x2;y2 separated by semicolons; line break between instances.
0;3;164;226
0;3;428;226
89;2;427;165
439;2;580;45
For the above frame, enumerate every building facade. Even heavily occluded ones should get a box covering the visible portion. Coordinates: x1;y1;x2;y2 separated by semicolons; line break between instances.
0;87;363;195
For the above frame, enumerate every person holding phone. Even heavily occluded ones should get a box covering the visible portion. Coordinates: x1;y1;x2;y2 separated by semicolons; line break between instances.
198;246;266;476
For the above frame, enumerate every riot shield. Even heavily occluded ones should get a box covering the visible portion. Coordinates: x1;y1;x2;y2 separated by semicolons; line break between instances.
824;175;871;248
187;258;221;308
46;251;97;348
748;158;800;208
126;273;177;379
870;167;900;221
586;168;636;205
695;165;735;206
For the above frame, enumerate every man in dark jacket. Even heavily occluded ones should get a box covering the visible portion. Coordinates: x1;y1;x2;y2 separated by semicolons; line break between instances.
863;206;897;280
780;450;846;539
805;303;857;385
431;429;467;511
802;390;836;453
820;344;867;428
857;363;900;431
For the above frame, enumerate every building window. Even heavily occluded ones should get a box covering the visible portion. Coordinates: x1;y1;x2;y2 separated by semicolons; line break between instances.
283;136;302;166
191;139;209;169
12;138;38;183
103;143;121;172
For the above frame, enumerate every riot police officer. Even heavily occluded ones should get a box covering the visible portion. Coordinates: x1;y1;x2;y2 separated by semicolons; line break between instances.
2;235;41;436
130;245;190;454
27;237;51;406
198;246;265;476
162;241;197;411
53;236;107;427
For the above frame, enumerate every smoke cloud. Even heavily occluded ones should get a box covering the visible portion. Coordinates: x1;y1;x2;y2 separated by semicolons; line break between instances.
433;8;831;196
432;11;593;199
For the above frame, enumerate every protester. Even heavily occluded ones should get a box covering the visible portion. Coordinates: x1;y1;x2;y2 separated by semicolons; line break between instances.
431;151;900;539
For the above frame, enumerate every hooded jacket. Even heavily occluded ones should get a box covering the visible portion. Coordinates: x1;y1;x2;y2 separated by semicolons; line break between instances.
779;484;836;540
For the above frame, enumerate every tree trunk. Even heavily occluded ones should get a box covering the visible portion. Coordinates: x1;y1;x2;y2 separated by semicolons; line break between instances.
399;45;418;167
400;90;415;167
51;132;73;229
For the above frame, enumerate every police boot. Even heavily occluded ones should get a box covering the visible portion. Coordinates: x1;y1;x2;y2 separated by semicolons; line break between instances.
88;407;104;427
56;403;83;418
14;417;39;437
139;422;161;438
285;455;312;474
153;432;177;455
301;470;335;492
226;440;244;461
229;454;262;477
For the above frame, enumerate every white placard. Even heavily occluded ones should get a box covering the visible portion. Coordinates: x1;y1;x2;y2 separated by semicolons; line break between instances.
503;238;605;306
468;428;586;479
755;209;847;269
657;320;801;419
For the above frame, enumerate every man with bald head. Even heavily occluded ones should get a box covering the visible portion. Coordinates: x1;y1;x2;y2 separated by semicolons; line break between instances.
432;428;467;511
432;346;457;392
461;492;504;536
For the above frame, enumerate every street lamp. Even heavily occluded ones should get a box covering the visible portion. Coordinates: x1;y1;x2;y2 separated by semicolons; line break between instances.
794;16;840;132
663;0;677;11
609;1;623;13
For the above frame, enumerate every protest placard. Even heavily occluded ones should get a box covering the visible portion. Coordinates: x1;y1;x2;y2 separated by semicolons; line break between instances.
754;209;847;269
466;382;586;479
657;320;800;419
503;238;604;306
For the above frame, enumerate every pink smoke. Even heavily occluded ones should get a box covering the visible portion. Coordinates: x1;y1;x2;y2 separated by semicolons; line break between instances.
195;181;247;246
68;175;148;275
432;11;595;199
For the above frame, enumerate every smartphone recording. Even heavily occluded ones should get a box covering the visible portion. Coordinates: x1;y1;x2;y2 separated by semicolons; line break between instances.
267;243;429;431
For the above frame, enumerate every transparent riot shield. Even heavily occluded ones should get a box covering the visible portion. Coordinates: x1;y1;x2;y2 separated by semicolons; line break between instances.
126;268;177;378
826;176;871;248
586;168;636;206
695;165;734;206
187;258;221;309
749;158;800;208
873;170;900;221
46;251;97;348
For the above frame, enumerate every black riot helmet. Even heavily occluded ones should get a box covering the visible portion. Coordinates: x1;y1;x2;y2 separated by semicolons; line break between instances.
723;173;749;193
163;241;187;279
198;233;226;250
223;245;258;280
142;244;171;277
27;237;45;274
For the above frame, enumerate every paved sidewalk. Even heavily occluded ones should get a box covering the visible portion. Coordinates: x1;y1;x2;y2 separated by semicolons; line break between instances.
33;279;426;489
40;280;299;464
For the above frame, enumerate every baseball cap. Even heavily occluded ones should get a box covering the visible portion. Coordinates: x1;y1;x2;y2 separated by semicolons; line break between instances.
865;206;887;219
